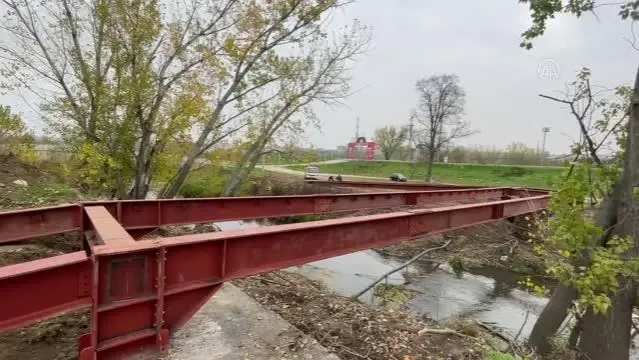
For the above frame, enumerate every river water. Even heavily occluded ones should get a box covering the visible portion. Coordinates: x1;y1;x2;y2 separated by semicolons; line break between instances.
216;220;547;340
216;220;639;354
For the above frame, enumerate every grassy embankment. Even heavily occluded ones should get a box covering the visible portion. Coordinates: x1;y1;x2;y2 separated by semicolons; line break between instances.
178;166;265;197
290;160;570;188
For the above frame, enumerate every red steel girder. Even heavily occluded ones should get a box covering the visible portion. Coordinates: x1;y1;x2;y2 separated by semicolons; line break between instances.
0;187;512;244
0;189;549;360
310;179;484;191
0;251;91;331
65;194;547;359
85;188;507;229
0;204;81;243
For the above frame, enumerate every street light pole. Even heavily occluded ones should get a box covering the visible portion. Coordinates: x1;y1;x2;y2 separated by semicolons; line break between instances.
541;127;550;165
408;115;414;162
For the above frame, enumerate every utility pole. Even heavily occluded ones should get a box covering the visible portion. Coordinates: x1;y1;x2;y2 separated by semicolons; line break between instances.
541;127;550;165
407;115;414;162
355;117;360;140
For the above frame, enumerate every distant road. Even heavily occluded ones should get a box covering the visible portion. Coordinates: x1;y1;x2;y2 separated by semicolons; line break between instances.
257;163;391;182
276;159;568;169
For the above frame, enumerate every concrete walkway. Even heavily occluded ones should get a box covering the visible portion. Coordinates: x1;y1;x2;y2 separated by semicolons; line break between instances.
164;284;339;360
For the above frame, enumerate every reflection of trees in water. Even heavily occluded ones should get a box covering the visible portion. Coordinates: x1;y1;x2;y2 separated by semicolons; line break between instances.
401;260;442;285
490;280;515;299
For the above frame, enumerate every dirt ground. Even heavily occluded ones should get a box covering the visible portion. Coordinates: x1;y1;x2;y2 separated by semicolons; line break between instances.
233;271;489;360
0;154;83;210
375;218;547;277
0;312;89;360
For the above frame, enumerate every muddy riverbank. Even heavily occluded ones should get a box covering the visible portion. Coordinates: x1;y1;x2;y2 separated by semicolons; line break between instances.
234;271;489;360
217;220;548;338
220;220;557;359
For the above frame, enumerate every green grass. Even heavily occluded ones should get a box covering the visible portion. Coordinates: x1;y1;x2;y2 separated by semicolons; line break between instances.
0;181;82;209
179;166;264;198
289;161;570;188
260;154;323;165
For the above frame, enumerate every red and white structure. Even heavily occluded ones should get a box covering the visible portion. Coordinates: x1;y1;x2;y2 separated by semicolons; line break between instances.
347;137;376;160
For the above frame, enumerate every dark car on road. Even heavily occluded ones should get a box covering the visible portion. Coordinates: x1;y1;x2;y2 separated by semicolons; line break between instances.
389;173;407;182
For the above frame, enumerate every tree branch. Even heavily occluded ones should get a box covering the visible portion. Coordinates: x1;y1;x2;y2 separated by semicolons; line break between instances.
351;240;451;300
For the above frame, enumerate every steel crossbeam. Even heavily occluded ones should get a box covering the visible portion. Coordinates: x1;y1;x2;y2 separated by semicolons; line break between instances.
0;186;549;359
0;187;506;243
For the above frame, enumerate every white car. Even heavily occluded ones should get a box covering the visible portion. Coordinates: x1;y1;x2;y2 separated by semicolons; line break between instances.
304;165;320;180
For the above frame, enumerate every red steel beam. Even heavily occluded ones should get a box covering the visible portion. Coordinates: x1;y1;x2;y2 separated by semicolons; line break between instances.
311;179;484;191
0;204;81;243
0;251;91;332
159;195;550;281
81;195;547;359
0;193;548;359
0;187;513;244
88;187;508;231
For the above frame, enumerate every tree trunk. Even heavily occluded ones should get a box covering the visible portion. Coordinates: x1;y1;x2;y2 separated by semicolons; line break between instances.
528;67;639;356
222;171;246;197
577;281;636;360
527;188;620;353
222;138;267;196
426;152;435;182
161;125;214;198
161;149;202;199
131;130;152;199
576;66;639;360
568;316;582;348
527;285;578;354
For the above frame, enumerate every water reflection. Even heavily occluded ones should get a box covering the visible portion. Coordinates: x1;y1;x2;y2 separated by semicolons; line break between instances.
215;220;544;338
295;250;551;340
214;219;639;357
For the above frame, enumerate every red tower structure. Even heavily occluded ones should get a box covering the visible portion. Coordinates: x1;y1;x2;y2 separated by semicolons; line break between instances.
347;137;376;160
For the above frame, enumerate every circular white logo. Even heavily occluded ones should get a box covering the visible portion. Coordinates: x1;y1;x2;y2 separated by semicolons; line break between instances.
537;59;560;80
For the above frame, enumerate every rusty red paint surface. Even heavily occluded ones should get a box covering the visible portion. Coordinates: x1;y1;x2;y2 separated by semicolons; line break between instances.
311;180;485;191
0;184;548;359
0;188;505;243
0;204;81;243
0;251;91;331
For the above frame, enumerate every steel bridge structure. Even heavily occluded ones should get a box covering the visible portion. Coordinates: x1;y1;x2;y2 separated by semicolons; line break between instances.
0;181;549;359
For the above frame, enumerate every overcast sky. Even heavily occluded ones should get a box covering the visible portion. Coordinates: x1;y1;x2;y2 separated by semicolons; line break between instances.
307;1;639;154
2;1;637;155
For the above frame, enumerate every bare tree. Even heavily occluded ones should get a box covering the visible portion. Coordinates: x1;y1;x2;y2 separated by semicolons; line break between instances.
374;125;407;160
412;74;474;181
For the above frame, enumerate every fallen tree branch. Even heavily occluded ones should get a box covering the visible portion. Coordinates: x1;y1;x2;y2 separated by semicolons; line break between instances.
351;240;452;299
508;238;519;255
476;320;514;344
417;327;469;338
514;310;530;342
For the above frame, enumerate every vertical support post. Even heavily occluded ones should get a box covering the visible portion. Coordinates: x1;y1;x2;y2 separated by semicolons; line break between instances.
492;203;505;220
79;255;99;360
155;248;169;350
